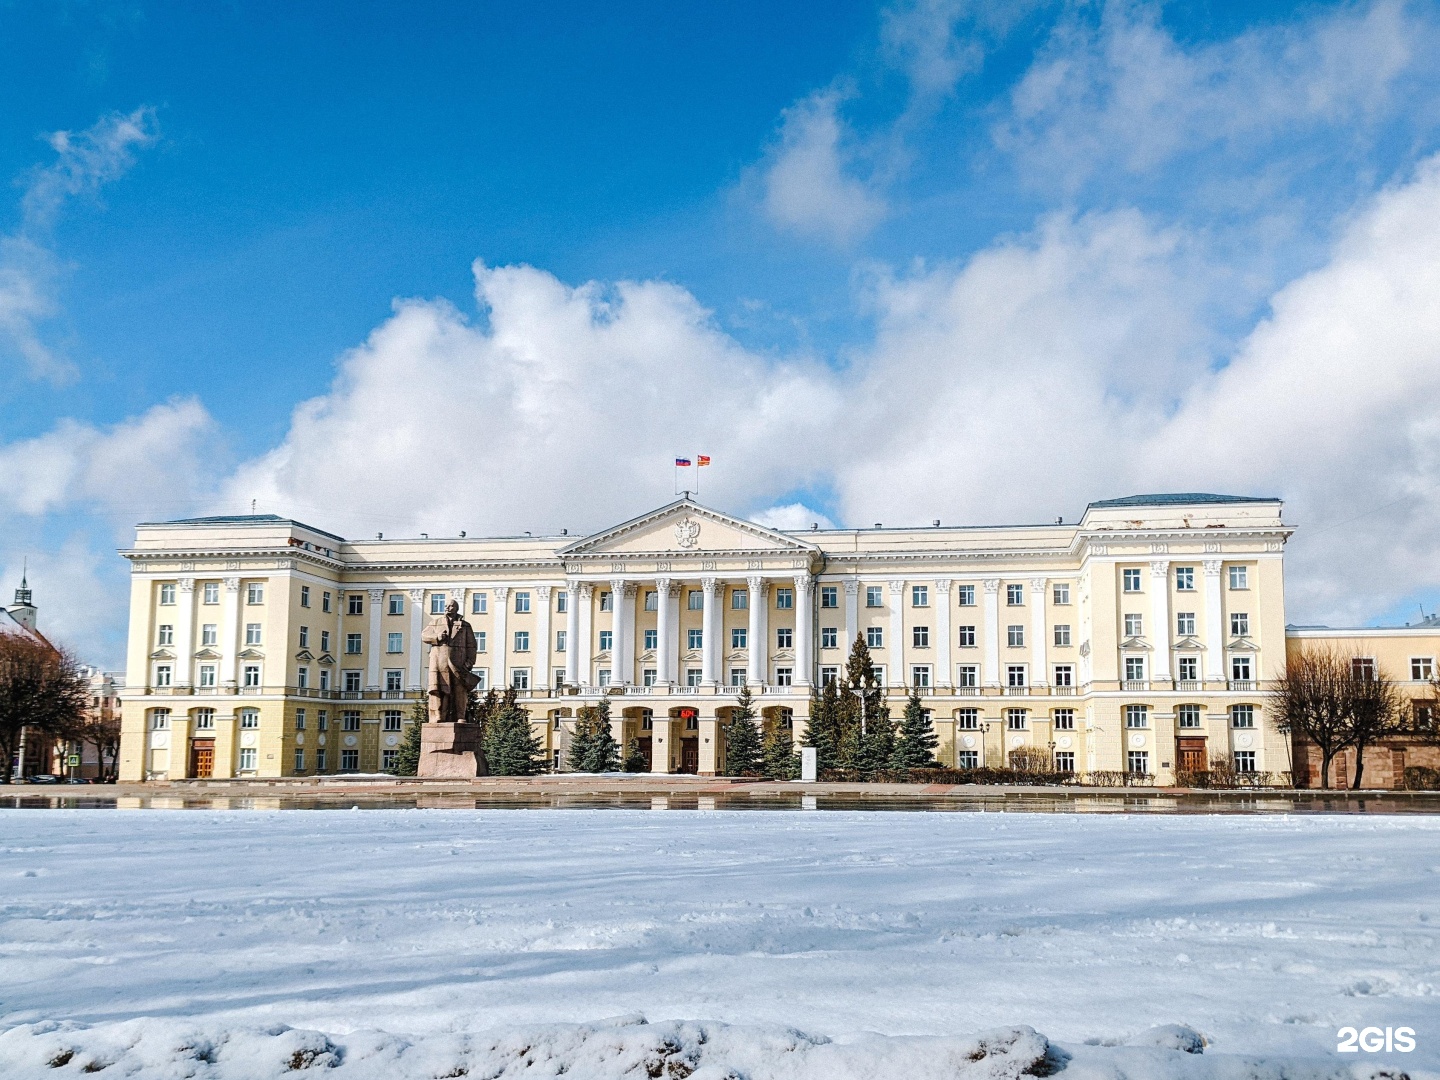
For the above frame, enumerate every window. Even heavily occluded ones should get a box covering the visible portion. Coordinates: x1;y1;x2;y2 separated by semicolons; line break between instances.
686;668;702;687
383;710;403;731
1053;624;1071;647
1177;704;1202;728
297;667;309;689
203;582;219;605
322;591;332;613
239;748;258;771
199;665;217;689
428;594;446;615
343;670;361;692
1122;568;1142;592
821;626;838;649
386;594;403;616
599;630;613;652
1007;624;1024;647
644;668;658;686
1052;583;1070;605
1230;612;1249;637
911;665;932;688
866;586;883;608
474;669;489;691
1124;656;1145;681
731;627;746;649
1232;655;1253;681
958;584;975;606
866;626;883;649
556;591;567;613
291;709;303;731
150;709;170;730
820;666;838;686
476;631;487;653
1175;566;1194;591
821;586;838;608
1006;665;1026;688
1233;750;1256;773
774;667;793;687
912;585;928;607
913;625;929;648
242;665;261;688
870;665;885;686
245;623;262;645
1052;708;1075;730
317;710;328;731
342;711;361;731
1123;613;1142;638
956;708;979;730
347;593;363;616
776;588;793;610
1231;704;1255;728
386;632;403;653
1351;657;1375;681
958;625;976;648
195;709;215;730
319;669;330;691
472;593;488;615
777;627;793;649
513;631;530;652
514;591;530;614
1053;665;1073;687
300;586;311;608
1177;655;1199;681
320;630;331;653
731;590;747;610
1006;708;1027;730
1006;583;1024;606
688;628;703;650
1054;752;1075;773
1411;657;1434;681
1127;751;1150;776
729;667;746;687
556;630;567;652
315;748;327;770
645;628;659;651
345;633;362;654
340;749;358;772
385;670;403;692
957;665;978;688
157;624;174;646
381;749;398;771
644;591;658;612
1177;611;1196;636
242;582;263;606
159;583;176;605
240;710;260;729
958;751;979;769
687;590;702;610
1228;565;1248;590
1125;705;1148;728
298;626;309;648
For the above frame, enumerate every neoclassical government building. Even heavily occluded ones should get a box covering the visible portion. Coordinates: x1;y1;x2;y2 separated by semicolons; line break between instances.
118;493;1309;784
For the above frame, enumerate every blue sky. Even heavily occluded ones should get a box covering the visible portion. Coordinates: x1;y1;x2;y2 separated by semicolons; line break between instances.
4;0;1440;663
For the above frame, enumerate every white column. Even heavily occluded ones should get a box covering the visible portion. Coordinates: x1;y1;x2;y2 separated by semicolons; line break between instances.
576;583;593;686
701;577;719;685
494;586;510;691
982;578;1001;688
1202;560;1224;684
935;579;952;688
407;590;425;690
174;578;196;688
220;577;241;689
366;588;384;689
619;581;638;685
887;579;905;687
755;579;769;685
564;580;581;686
746;575;765;686
1029;578;1048;688
844;580;859;652
654;577;672;687
1149;561;1171;683
536;585;554;690
608;578;628;685
794;574;813;687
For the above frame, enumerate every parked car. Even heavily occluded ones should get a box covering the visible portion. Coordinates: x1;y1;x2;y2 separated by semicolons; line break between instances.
25;774;60;784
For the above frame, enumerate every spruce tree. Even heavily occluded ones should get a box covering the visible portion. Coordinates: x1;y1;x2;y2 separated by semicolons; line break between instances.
892;689;939;770
840;634;893;777
623;737;648;772
723;686;763;776
568;699;621;773
761;717;799;780
484;691;544;775
802;683;841;773
467;687;499;776
390;697;427;775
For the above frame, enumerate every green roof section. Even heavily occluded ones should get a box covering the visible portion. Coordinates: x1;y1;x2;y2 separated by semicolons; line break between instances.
138;514;346;543
1087;493;1279;509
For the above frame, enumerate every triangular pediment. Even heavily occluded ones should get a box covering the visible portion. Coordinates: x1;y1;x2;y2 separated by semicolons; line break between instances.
193;648;221;660
560;499;819;559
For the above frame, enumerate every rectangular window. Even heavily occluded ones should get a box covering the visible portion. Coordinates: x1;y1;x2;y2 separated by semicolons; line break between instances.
511;668;531;690
317;710;328;731
315;748;327;771
911;665;931;688
381;749;398;771
871;664;887;685
320;630;331;653
300;585;311;608
866;626;883;649
474;669;488;691
242;665;261;688
240;710;260;729
322;591;332;613
820;586;838;608
1054;751;1075;773
1177;655;1199;681
514;591;530;614
476;631;487;653
1123;613;1142;637
1232;655;1253;681
159;583;176;605
776;627;793;649
1233;750;1256;773
195;708;215;730
297;667;309;689
342;711;361;731
1053;624;1071;647
645;628;659;651
1007;624;1024;647
1125;656;1145;681
345;633;362;654
385;670;403;692
1125;705;1148;728
472;593;488;615
298;626;309;648
1177;704;1202;728
1228;565;1248;590
1175;566;1194;591
688;628;703;650
644;590;658;612
957;665;978;688
513;631;530;652
1127;751;1150;776
958;625;976;648
1006;708;1027;730
600;591;613;612
729;667;746;686
776;588;793;610
157;624;174;646
343;670;361;692
388;594;404;615
1052;708;1075;730
1052;664;1073;687
429;594;446;615
1351;656;1375;681
686;668;702;687
1231;704;1255;728
731;627;746;649
1411;657;1434;681
243;623;261;646
913;625;929;648
239;748;258;771
957;750;979;769
957;584;975;606
556;591;567;614
912;584;928;607
1007;583;1024;606
731;590;747;610
1007;665;1027;688
150;709;171;730
956;708;979;729
292;709;303;731
1230;612;1249;637
154;665;172;688
203;582;220;605
556;630;567;653
319;669;330;691
866;585;883;608
687;590;702;610
340;749;358;772
383;710;403;731
643;668;658;687
1122;568;1142;592
1052;583;1070;605
599;630;613;652
821;626;838;649
1176;611;1196;636
820;666;838;686
387;632;403;653
774;667;793;687
347;593;363;615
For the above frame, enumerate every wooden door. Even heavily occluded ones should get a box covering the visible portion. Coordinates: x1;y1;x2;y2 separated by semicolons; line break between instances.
190;739;215;778
1176;737;1206;775
680;740;699;774
638;736;653;771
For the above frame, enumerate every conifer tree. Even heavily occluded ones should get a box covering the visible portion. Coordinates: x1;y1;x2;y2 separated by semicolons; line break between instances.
802;682;841;772
892;689;939;770
390;697;427;775
839;634;892;775
568;698;620;773
761;715;799;779
723;686;763;776
467;687;499;775
623;737;648;772
484;687;544;775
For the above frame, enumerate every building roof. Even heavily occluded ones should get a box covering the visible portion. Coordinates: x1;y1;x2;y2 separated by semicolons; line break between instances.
1086;493;1279;509
138;514;346;542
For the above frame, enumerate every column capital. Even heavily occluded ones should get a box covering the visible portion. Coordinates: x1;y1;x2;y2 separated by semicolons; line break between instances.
621;581;639;598
935;578;952;592
537;584;553;599
746;575;764;591
577;582;594;598
887;578;905;595
1150;560;1170;577
408;588;426;603
982;578;1000;593
1202;560;1223;576
666;581;682;599
794;574;813;595
494;585;510;599
843;580;860;595
655;575;671;592
701;577;718;593
224;577;240;592
368;587;385;602
1029;577;1047;593
178;577;195;592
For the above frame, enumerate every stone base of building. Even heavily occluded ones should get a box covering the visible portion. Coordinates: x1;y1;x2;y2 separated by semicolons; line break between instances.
418;722;481;779
1293;735;1440;789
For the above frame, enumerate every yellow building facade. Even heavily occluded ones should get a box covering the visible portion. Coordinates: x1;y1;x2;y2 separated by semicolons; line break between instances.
119;493;1295;784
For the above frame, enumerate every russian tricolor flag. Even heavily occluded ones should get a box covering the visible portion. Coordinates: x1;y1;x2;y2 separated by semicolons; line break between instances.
675;457;691;467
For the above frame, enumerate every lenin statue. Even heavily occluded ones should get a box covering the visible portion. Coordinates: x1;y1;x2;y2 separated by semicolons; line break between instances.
421;599;480;724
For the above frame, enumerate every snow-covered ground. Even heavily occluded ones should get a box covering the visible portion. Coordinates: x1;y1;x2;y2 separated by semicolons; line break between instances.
1;809;1436;1078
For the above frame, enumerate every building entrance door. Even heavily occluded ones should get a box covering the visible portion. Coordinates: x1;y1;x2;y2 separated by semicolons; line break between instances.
190;739;215;778
679;739;699;774
1176;737;1206;775
638;736;652;771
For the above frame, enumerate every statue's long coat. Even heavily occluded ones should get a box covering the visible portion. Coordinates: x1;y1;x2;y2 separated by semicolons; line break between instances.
421;613;480;723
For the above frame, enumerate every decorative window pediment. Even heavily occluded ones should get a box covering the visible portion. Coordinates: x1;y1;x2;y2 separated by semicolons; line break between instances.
193;648;221;661
149;649;175;660
1172;637;1204;651
317;653;335;666
1120;637;1150;651
294;649;315;662
237;648;265;660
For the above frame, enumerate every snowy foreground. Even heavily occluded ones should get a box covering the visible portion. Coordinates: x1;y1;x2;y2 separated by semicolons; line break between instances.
1;810;1436;1079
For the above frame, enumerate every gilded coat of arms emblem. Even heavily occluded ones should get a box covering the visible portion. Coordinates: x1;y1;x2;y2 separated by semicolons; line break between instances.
674;516;701;549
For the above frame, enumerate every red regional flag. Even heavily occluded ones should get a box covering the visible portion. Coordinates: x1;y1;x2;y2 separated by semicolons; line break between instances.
697;455;711;466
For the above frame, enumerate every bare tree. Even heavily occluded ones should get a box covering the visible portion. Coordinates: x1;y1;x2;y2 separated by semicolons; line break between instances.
1272;647;1351;789
1346;659;1404;790
74;711;122;782
0;636;90;783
